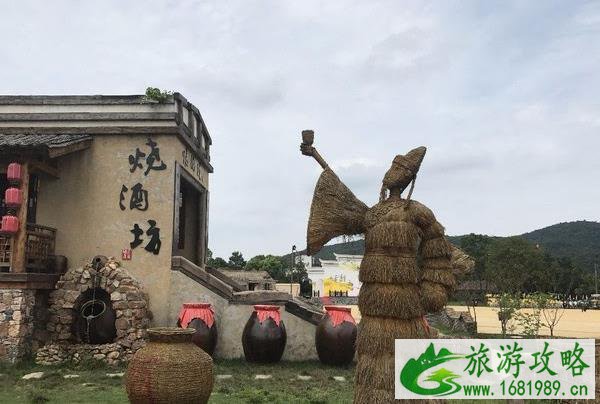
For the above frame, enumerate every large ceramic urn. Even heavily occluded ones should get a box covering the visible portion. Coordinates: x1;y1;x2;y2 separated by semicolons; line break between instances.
177;303;218;356
126;327;214;404
242;305;286;363
315;305;357;366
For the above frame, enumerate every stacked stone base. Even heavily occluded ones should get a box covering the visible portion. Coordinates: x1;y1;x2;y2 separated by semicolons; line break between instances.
426;307;476;335
35;341;145;366
38;259;151;365
48;259;150;343
0;289;47;363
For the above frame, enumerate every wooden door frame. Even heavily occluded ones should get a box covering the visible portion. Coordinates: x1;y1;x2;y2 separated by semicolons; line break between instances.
172;162;208;266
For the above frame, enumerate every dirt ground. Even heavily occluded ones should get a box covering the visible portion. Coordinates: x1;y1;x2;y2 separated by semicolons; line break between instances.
344;304;600;337
449;305;600;337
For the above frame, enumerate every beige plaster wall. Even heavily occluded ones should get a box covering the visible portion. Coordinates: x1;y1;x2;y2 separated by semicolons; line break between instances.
169;271;319;361
36;134;209;326
275;283;301;296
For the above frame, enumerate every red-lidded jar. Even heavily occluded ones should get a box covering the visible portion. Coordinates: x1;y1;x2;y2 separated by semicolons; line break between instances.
177;302;217;356
315;306;357;366
242;305;286;363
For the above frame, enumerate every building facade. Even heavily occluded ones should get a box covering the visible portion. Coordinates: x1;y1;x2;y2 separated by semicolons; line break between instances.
304;253;363;297
0;94;323;363
0;94;213;359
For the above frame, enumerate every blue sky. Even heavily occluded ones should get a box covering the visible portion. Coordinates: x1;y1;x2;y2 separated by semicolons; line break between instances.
1;1;599;258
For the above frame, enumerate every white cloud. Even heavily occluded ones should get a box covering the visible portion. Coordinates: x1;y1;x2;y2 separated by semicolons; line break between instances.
1;0;599;258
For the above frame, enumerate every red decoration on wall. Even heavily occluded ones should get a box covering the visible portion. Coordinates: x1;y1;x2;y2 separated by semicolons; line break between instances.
4;188;22;208
7;163;22;185
324;306;356;327
1;215;19;235
178;303;215;328
121;248;132;260
254;305;281;326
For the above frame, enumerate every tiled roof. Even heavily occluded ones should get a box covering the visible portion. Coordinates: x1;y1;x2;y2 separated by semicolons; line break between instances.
0;134;92;148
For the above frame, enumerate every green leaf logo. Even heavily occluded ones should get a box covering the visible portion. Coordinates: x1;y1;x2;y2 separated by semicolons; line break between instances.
400;343;465;396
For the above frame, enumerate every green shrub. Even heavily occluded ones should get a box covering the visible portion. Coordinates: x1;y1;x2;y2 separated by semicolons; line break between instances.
144;87;172;103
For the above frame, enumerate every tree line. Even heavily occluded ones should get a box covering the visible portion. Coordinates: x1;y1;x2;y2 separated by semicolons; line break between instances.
459;234;595;297
207;249;307;283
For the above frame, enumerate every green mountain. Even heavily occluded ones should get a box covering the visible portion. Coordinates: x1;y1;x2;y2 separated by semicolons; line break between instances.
521;221;600;271
299;221;600;272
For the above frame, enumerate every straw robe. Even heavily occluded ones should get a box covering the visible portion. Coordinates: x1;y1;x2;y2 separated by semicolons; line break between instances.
307;169;454;404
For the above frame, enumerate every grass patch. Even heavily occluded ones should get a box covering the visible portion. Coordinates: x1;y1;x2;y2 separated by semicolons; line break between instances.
0;359;565;403
0;359;354;404
210;360;354;404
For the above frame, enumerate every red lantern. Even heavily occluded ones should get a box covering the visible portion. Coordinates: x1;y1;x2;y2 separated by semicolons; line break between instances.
4;188;22;208
1;215;19;235
7;162;22;185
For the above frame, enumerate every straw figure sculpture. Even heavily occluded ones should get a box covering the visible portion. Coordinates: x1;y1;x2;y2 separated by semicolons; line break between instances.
300;131;461;404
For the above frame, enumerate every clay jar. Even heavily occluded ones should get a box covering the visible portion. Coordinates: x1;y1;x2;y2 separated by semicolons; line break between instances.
177;303;218;356
315;305;357;366
242;305;286;363
126;327;214;404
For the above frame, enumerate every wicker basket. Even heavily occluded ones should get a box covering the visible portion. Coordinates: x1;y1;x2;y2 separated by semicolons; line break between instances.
125;327;214;404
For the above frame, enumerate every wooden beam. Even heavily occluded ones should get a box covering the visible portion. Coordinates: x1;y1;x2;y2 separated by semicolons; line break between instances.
47;139;93;159
11;162;29;273
30;161;59;178
0;273;60;289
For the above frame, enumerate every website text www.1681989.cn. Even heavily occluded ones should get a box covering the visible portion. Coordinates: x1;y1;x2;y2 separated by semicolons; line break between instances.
462;379;589;398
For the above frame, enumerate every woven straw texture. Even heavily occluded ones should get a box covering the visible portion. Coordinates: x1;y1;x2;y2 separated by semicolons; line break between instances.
126;328;214;404
306;160;457;404
306;168;368;255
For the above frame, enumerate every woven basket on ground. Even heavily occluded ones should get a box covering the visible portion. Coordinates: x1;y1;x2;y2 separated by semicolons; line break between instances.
125;327;214;404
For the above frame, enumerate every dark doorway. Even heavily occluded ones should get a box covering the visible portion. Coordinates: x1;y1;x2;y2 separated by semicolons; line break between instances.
173;164;208;266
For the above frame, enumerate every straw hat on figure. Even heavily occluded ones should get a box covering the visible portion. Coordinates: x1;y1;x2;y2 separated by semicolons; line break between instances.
300;130;456;404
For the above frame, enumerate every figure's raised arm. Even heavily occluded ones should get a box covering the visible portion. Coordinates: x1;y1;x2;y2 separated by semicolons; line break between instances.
300;129;368;255
300;129;329;170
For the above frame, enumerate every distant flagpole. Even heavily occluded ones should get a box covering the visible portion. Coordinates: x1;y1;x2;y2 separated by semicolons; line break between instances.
595;262;598;295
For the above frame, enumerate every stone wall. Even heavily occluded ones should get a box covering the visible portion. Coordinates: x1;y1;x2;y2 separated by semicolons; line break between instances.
35;258;150;366
426;307;476;335
36;342;132;366
0;289;36;362
31;290;51;352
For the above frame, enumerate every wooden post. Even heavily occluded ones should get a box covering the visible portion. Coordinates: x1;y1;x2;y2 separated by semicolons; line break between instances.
11;162;29;273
